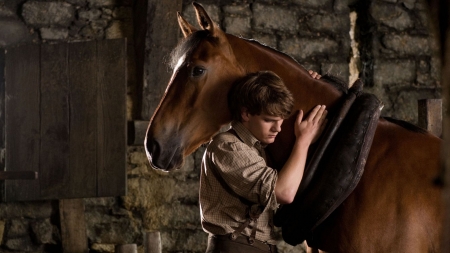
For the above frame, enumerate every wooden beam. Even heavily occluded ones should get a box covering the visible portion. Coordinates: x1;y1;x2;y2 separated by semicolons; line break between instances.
418;99;442;137
144;231;161;253
59;199;88;253
141;0;183;120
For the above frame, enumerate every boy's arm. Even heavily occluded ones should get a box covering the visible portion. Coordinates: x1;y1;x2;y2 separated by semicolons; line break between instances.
275;105;327;204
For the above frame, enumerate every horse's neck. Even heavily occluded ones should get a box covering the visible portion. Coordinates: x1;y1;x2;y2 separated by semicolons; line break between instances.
227;34;342;110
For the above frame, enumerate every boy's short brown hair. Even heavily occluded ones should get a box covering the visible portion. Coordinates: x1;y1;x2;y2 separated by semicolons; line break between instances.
228;71;294;121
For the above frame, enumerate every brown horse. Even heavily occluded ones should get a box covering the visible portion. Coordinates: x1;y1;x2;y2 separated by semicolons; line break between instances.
145;2;443;252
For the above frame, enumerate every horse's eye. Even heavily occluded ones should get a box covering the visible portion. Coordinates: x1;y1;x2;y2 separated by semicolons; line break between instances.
192;67;205;77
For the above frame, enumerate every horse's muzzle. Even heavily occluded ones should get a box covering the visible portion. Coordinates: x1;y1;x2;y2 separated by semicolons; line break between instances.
145;137;183;171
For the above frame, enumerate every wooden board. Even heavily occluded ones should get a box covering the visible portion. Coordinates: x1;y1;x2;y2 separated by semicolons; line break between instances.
5;44;41;201
96;39;127;197
418;99;442;137
3;40;127;201
40;43;70;198
68;41;98;198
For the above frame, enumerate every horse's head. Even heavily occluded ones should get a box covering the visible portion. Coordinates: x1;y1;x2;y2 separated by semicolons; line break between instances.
145;2;245;171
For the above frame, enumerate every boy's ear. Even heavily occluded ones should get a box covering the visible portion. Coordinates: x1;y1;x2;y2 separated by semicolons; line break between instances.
241;107;250;122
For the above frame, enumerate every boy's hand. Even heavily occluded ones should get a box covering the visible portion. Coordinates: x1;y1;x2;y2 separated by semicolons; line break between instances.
295;105;327;145
308;70;321;79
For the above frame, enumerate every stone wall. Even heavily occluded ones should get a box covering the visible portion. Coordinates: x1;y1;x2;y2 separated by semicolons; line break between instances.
0;0;441;253
355;0;441;123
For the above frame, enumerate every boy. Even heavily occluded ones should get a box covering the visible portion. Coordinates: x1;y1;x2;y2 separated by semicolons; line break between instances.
200;71;327;252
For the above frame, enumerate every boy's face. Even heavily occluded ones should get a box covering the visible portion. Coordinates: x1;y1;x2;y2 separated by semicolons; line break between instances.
241;111;284;145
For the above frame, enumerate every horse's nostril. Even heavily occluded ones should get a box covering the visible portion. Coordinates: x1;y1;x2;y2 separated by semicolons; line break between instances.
145;138;160;159
144;136;183;171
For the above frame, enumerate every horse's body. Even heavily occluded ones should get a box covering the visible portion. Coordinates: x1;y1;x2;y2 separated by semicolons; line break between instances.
145;3;443;252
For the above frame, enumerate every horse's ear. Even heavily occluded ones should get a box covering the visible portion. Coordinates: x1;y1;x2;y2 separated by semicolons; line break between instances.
192;2;218;33
177;12;197;38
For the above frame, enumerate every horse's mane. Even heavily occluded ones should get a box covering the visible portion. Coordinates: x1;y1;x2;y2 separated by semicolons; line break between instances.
243;38;349;94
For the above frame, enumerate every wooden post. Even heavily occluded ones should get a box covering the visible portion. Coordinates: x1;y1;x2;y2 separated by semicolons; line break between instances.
141;0;183;120
59;199;88;253
418;99;442;137
128;120;149;146
144;231;162;253
115;244;137;253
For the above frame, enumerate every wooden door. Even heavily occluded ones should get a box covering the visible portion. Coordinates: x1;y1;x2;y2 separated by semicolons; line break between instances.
2;39;127;201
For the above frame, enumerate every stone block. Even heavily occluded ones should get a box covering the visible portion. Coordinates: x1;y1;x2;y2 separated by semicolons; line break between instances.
334;0;350;12
143;203;200;229
5;236;37;251
88;0;121;7
224;16;251;35
279;37;339;60
85;211;142;245
7;218;29;237
373;60;416;86
251;34;278;49
105;19;133;39
161;229;206;252
390;89;441;123
84;197;117;207
321;62;349;82
91;19;109;30
0;6;16;18
381;34;431;55
78;8;102;21
91;243;115;252
40;27;69;40
306;14;350;34
67;0;88;6
0;18;33;47
402;0;416;9
22;1;75;27
223;4;252;16
0;202;53;219
183;4;219;28
253;3;299;33
293;0;333;8
370;2;413;30
30;218;56;244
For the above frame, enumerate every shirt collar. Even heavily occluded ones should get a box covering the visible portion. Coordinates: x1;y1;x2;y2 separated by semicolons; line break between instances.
231;121;267;148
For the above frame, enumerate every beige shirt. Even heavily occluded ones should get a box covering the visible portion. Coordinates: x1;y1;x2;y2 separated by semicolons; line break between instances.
199;121;279;244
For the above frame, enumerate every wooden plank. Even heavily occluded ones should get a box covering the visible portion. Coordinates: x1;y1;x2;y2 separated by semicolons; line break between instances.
0;50;5;200
128;120;149;146
418;99;442;137
40;43;71;199
96;39;127;197
0;50;5;150
68;41;97;198
141;0;182;119
59;199;88;253
4;44;40;201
